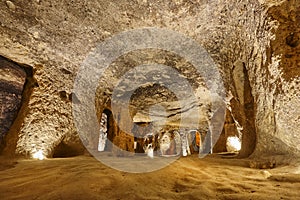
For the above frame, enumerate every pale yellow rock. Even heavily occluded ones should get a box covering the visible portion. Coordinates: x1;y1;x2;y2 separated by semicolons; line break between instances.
261;170;272;179
6;1;16;10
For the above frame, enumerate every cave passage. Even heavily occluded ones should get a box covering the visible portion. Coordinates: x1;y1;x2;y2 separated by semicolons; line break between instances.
99;109;114;152
0;56;35;155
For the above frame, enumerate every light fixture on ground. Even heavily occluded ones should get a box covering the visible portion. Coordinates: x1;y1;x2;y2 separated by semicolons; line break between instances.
226;136;241;152
32;150;45;160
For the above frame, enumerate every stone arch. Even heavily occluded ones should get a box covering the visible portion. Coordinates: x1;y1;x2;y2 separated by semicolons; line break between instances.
102;108;115;152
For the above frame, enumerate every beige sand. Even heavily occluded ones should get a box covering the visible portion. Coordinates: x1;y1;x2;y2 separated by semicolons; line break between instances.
0;154;300;200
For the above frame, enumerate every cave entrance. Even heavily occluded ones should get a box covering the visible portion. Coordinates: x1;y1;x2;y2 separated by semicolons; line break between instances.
212;109;242;155
213;61;256;157
132;122;153;154
98;109;115;152
186;130;203;154
52;141;85;158
0;56;36;155
231;61;256;158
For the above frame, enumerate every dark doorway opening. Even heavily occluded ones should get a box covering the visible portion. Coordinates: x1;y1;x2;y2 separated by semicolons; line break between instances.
0;56;37;156
99;109;115;152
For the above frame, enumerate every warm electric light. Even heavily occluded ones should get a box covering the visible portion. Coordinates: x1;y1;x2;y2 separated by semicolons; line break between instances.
32;150;45;160
226;136;241;152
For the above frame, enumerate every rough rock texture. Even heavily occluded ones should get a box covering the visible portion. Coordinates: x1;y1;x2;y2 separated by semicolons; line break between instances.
250;0;300;156
0;0;299;158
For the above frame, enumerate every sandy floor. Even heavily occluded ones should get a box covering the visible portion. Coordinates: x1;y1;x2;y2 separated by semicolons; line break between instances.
0;154;300;200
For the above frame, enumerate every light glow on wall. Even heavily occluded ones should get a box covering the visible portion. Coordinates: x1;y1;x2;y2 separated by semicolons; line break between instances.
32;150;45;160
226;136;241;152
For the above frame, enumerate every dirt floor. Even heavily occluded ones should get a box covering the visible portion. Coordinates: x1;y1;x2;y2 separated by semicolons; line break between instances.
0;154;300;200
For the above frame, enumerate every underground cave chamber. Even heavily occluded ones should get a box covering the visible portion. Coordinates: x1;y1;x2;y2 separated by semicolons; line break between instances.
0;51;256;160
1;0;300;198
0;0;299;163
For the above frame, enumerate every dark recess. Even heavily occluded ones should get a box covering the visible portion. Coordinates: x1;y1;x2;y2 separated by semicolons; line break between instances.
0;55;38;157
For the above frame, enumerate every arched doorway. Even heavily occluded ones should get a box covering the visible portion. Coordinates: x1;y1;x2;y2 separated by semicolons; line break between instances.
98;109;115;152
